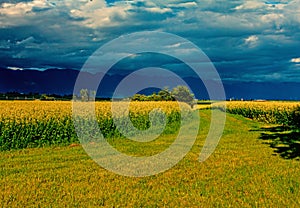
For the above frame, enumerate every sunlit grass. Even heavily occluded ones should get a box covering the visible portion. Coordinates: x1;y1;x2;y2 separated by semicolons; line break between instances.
196;104;211;110
1;110;300;207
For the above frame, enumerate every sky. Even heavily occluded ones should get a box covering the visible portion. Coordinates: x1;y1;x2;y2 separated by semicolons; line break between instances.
0;0;300;83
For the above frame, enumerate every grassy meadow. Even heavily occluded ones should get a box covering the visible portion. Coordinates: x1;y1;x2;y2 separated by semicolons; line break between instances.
0;101;300;207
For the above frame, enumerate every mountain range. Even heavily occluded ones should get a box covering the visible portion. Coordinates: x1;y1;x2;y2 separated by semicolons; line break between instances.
1;67;299;100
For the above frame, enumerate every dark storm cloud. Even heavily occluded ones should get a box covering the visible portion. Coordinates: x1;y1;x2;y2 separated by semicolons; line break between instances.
0;0;299;82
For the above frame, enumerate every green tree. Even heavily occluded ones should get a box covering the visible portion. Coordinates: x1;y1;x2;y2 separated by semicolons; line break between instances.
40;94;47;100
158;87;173;101
150;92;161;101
132;94;147;101
89;90;96;101
72;94;77;101
80;89;89;101
171;85;196;107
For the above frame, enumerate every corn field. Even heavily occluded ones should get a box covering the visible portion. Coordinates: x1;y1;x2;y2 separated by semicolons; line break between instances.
0;101;192;151
213;101;300;127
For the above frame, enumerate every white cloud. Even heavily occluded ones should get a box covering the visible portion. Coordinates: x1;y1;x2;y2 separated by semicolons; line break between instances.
265;72;282;80
166;43;182;48
0;2;31;16
68;0;131;28
235;1;265;10
261;13;285;31
168;2;197;8
0;0;54;16
7;66;23;71
0;0;57;27
284;0;300;24
290;58;300;63
245;35;258;43
261;13;284;23
235;1;288;11
16;36;35;45
245;35;259;48
144;7;172;13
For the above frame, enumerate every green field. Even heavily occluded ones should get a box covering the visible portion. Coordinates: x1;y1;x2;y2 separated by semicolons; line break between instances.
1;109;300;207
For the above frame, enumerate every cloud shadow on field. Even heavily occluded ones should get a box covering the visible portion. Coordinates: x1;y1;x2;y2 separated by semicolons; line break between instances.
256;125;300;160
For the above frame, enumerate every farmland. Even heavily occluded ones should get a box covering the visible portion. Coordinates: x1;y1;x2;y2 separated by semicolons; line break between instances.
214;101;300;126
0;100;300;207
0;101;191;151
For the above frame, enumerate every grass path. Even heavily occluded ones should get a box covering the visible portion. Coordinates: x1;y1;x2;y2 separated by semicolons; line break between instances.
1;110;300;207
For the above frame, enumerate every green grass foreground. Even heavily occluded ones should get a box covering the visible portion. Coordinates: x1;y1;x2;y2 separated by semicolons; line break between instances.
1;110;300;207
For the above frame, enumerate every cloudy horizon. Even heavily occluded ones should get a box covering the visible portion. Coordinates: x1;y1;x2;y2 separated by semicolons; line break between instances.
1;0;300;83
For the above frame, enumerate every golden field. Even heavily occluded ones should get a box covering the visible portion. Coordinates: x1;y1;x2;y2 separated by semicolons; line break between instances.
213;101;300;126
0;101;190;150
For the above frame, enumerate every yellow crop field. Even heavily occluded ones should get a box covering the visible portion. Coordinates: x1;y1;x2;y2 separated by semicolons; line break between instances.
0;101;191;150
0;101;188;120
213;101;300;126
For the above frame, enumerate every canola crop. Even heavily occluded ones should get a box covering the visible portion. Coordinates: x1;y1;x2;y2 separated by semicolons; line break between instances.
0;101;191;150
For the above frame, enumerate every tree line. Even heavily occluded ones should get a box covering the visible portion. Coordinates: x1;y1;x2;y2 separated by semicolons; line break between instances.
0;85;196;106
0;92;73;101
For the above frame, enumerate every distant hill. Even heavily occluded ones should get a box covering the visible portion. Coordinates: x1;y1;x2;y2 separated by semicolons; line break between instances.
0;67;299;100
0;68;79;95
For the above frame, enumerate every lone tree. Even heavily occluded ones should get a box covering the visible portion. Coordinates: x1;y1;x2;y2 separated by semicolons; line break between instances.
171;85;195;107
80;89;89;101
89;90;96;101
80;89;96;101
